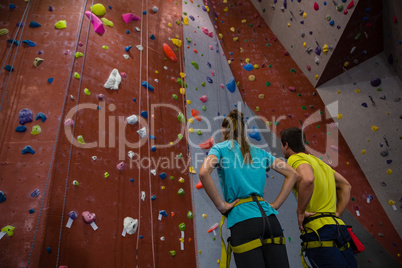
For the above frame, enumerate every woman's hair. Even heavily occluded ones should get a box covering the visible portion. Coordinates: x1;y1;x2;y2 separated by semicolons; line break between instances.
280;127;306;153
222;110;252;163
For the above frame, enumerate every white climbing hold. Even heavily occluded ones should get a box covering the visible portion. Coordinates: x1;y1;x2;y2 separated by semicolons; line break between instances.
123;217;138;235
141;191;146;201
135;27;140;32
154;79;159;83
151;169;156;176
137;127;147;138
104;69;122;90
128;151;135;158
136;45;144;51
127;114;138;125
315;56;320;65
123;54;129;59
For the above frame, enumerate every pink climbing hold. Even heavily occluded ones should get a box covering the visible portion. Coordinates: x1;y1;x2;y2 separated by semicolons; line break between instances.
200;95;208;103
122;13;141;23
117;162;126;170
209;45;213;50
220;84;225;89
314;2;319;11
64;119;74;126
211;70;215;76
85;11;105;34
330;145;338;151
307;65;311;71
82;211;96;224
202;27;209;35
288;86;296;92
208;32;213;38
347;0;354;9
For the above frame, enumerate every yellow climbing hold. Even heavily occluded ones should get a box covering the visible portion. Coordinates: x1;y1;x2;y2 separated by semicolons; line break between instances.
337;90;341;94
258;94;264;99
205;6;209;12
189;167;196;174
387;169;392;175
74;72;80;79
240;47;244;53
179;237;184;243
233;37;239;42
315;75;319;80
303;42;306;47
202;213;207;218
102;45;109;49
91;3;106;16
253;64;259;69
218;33;223;39
249;75;256;81
55;20;67;29
245;58;250;63
33;58;44;67
303;12;307;18
168;23;172;27
0;28;9;36
230;27;235;32
371;125;379;131
228;60;232;64
155;70;159;74
77;135;85;144
31;125;41;135
161;186;165;190
354;88;360;93
180;72;186;78
188;118;194;124
186;100;191;105
344;61;349;67
84;88;91;95
171;38;182;47
287;22;291;27
189;128;194;133
241;19;247;23
256;106;260;112
322;44;329;54
75;52;84;58
184;16;189;25
180;88;186;95
361;149;366;154
101;18;114;27
224;7;229;12
337;114;343;119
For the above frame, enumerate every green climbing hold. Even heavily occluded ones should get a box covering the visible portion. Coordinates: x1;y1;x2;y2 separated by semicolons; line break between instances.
263;8;266;13
178;188;185;196
183;12;187;15
301;106;307;110
178;134;183;140
172;94;178;100
266;43;271;47
202;105;207;111
376;88;382;92
196;129;202;135
354;33;362;40
195;87;198;91
177;153;183;159
336;4;344;12
179;222;186;231
191;61;198;69
187;211;193;220
170;176;175;180
175;21;180;25
290;68;296;73
316;125;320;129
268;64;272;68
213;237;216;241
74;72;80;79
186;37;192;43
201;82;205;87
306;141;309;145
177;113;185;122
245;39;249;42
351;197;355;201
170;250;176;257
298;93;302;96
274;121;279;126
265;82;271;87
249;24;253;27
177;78;187;87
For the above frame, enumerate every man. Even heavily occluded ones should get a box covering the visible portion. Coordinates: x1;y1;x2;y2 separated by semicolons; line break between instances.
280;127;357;268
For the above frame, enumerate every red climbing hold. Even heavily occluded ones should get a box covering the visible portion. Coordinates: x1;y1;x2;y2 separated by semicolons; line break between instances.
196;180;203;189
283;50;289;56
163;43;177;62
393;16;398;24
314;2;319;11
191;109;201;121
347;1;354;9
199;137;214;149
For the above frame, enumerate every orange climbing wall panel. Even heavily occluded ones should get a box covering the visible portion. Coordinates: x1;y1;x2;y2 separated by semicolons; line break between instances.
205;0;401;263
0;0;196;267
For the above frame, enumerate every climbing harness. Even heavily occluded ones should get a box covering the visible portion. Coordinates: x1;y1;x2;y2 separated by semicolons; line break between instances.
219;195;285;268
299;212;358;268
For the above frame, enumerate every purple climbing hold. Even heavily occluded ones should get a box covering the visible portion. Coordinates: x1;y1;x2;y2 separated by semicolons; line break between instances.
300;21;304;24
386;160;392;164
31;189;40;197
16;22;24;27
22;145;35;154
68;211;78;220
19;108;33;125
274;0;277;3
361;102;368;108
314;46;321;55
206;61;211;68
49;6;53;11
283;0;287;9
370;78;381;87
189;15;195;21
202;6;207;12
206;76;213;83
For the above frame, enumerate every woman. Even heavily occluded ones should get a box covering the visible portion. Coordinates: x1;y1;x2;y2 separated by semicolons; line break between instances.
199;110;298;268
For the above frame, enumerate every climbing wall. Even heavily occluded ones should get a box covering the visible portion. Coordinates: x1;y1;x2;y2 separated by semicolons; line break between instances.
0;0;197;267
251;0;383;87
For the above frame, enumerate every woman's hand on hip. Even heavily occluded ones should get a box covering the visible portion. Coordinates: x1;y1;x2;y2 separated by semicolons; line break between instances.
217;199;239;216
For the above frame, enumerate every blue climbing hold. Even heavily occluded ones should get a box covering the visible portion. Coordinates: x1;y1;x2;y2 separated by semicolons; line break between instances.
16;22;24;27
151;146;156;152
226;78;236;93
22;145;35;154
151;195;156;200
46;247;52;253
0;191;6;203
48;78;54;83
140;111;148;118
143;10;147;15
206;76;213;83
142;81;154;91
150;135;156;139
5;65;14;72
7;39;21;46
29;208;35;214
249;126;261;141
159;210;168;217
16;126;27;132
133;98;137;102
150;34;155;40
126;30;130;34
9;3;16;9
329;20;335;26
125;45;132;52
159;172;167;180
130;178;135;182
109;6;112;9
36;112;47;122
243;63;253;71
29;21;41;28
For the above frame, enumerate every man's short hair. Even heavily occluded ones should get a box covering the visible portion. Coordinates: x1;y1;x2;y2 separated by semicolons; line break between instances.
280;127;306;153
